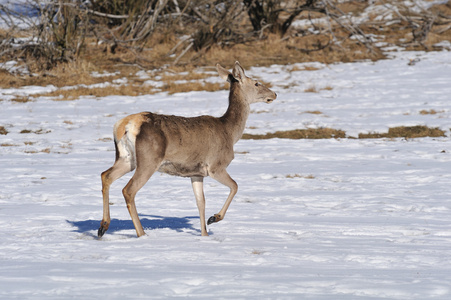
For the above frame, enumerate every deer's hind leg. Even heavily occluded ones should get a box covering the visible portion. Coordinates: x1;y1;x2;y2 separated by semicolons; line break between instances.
121;164;158;237
122;127;166;237
98;156;134;237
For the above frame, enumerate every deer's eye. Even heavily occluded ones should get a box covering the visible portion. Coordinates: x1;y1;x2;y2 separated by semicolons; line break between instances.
255;82;259;87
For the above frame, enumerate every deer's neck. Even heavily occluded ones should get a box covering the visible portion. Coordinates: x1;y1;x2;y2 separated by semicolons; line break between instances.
220;84;250;144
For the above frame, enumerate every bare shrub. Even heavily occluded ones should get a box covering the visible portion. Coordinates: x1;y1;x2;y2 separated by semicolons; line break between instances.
244;0;326;36
95;0;169;45
1;0;450;72
1;0;92;71
167;1;249;64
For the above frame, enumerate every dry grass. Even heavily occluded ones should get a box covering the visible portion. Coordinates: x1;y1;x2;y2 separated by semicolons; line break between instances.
32;78;227;100
286;174;315;179
359;126;446;139
159;71;214;82
200;33;384;68
304;111;323;115
242;128;346;140
20;128;51;134
24;148;51;154
0;59;106;89
304;84;333;93
0;3;410;99
304;85;319;93
288;65;322;72
419;109;443;115
0;126;8;135
37;85;156;100
162;81;227;95
241;126;446;140
0;1;449;101
11;96;33;103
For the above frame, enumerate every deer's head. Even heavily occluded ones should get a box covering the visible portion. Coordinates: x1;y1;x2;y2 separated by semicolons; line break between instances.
217;61;277;104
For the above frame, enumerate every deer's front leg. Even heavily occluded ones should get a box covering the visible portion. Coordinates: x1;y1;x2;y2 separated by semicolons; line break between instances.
99;169;114;237
191;176;208;236
208;170;238;225
98;181;111;237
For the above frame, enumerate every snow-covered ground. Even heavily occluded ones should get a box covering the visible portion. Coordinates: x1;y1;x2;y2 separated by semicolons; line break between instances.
1;49;451;299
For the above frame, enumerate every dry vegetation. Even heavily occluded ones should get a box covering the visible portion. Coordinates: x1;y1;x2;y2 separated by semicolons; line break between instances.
0;126;8;135
242;128;347;139
1;1;451;140
242;126;447;140
303;110;324;115
419;109;444;115
3;0;450;95
286;174;315;179
358;126;446;139
303;84;333;93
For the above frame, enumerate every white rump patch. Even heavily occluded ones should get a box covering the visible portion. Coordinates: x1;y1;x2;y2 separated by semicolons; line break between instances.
113;121;140;169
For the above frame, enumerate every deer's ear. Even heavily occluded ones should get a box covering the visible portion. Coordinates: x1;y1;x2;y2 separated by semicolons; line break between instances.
232;61;245;82
216;63;232;82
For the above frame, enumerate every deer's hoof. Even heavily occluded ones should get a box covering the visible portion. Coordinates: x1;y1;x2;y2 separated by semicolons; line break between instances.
98;227;106;238
207;214;222;225
98;222;109;237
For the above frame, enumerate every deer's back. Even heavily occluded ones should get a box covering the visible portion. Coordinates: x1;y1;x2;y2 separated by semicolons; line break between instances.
129;112;234;177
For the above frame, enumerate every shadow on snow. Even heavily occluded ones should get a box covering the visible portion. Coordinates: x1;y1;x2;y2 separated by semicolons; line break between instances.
67;214;201;236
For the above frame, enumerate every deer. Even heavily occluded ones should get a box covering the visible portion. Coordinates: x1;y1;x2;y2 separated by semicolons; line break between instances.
98;61;277;238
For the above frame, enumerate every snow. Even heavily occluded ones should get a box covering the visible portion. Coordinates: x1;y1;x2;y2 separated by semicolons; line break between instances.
1;49;451;299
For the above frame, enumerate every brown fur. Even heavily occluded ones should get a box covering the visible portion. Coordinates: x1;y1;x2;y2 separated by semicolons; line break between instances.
98;62;277;238
114;113;147;141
